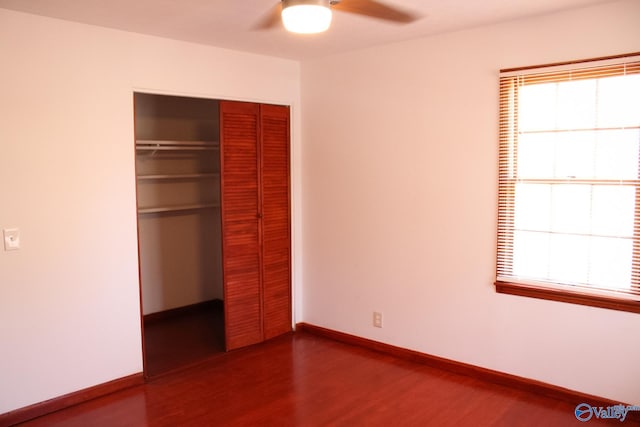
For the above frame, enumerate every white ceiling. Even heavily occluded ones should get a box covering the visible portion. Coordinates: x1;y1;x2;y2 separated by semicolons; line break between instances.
0;0;618;60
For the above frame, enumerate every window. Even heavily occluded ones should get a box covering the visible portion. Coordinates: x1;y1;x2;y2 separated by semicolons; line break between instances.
496;53;640;313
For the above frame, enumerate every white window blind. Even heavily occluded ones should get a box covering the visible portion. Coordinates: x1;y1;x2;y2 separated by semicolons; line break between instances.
497;55;640;302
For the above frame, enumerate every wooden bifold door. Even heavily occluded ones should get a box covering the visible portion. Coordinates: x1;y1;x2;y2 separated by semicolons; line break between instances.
220;101;292;350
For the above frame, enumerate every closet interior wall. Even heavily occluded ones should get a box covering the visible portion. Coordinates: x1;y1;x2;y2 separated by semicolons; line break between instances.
134;93;223;315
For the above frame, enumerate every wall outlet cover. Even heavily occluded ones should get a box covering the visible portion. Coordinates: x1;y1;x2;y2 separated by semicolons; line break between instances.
3;228;20;251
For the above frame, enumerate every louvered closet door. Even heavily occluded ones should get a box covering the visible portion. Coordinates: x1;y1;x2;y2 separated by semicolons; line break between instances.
220;101;262;350
260;104;292;339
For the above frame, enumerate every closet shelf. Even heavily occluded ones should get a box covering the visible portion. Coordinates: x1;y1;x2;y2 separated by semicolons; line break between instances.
136;139;219;151
137;173;220;181
138;203;220;215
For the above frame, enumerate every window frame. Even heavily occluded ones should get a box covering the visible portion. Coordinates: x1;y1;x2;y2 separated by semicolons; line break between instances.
495;52;640;314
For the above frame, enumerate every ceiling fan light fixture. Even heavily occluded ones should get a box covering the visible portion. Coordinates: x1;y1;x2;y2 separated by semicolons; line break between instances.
281;0;332;34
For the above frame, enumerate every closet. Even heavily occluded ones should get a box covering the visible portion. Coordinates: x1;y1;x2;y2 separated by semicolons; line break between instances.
134;94;291;376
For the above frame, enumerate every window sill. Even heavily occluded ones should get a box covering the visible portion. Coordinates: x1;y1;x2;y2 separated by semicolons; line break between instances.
495;281;640;314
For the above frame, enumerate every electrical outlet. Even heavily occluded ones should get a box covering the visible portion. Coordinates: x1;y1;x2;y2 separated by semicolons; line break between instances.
3;228;20;251
373;311;383;328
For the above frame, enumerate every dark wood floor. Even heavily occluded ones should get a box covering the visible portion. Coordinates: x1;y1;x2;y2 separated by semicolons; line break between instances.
18;331;630;426
143;303;225;377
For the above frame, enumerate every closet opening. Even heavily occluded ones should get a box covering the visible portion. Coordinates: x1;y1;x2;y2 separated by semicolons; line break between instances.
134;93;224;377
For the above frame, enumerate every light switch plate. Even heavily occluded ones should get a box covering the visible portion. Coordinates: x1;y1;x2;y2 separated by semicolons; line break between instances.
3;228;20;251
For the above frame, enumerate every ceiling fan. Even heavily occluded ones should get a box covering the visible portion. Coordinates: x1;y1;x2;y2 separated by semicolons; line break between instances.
255;0;420;34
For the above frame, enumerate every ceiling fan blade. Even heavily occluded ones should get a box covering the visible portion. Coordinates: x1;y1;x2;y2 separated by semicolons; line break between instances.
331;0;420;23
252;2;283;30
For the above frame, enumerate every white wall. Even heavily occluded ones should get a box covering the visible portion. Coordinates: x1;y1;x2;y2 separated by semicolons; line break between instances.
0;9;301;414
301;0;640;404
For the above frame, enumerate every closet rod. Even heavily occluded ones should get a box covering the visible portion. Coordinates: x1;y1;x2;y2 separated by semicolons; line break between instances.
138;203;219;215
136;146;218;151
135;139;219;152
